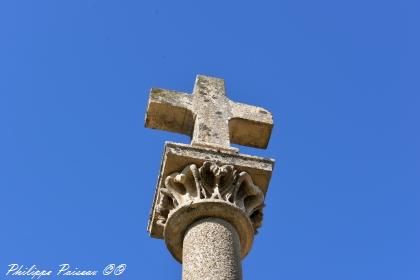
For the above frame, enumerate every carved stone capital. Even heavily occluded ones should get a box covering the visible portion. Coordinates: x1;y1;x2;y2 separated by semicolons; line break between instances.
157;161;264;231
158;161;264;261
147;142;275;262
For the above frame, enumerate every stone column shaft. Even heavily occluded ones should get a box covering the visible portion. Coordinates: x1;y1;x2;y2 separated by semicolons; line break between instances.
183;218;242;280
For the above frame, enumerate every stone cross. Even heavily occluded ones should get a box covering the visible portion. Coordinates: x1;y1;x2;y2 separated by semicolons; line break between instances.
145;75;273;151
144;75;275;280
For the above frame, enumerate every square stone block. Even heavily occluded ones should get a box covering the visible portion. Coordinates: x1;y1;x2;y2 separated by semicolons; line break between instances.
148;142;275;238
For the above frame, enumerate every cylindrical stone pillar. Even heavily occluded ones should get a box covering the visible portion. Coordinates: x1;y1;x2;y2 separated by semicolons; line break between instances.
182;217;242;280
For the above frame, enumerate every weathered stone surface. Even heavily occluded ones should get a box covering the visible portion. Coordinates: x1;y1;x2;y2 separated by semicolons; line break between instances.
147;142;274;239
144;75;276;280
183;218;242;280
145;75;273;149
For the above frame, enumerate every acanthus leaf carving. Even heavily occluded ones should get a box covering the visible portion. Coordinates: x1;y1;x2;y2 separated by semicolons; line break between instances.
156;161;265;232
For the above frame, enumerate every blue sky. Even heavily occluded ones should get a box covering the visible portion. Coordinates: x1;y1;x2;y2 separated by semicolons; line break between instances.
1;1;419;279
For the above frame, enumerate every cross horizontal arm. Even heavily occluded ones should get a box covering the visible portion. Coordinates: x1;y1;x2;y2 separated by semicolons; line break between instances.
145;88;194;136
229;101;273;149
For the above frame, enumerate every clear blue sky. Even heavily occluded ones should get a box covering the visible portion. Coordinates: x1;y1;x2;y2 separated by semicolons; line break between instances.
1;1;419;279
